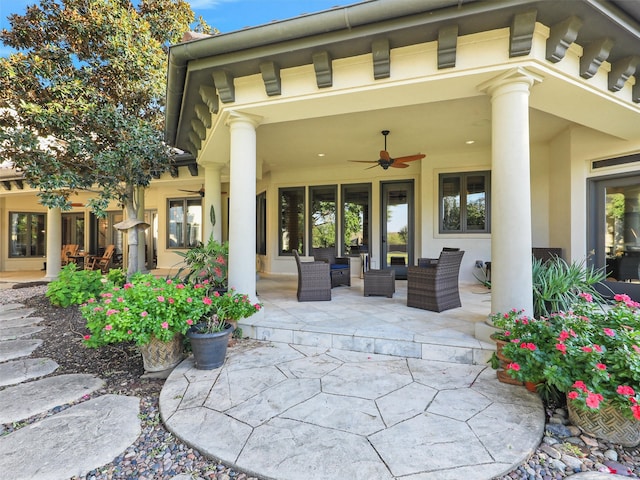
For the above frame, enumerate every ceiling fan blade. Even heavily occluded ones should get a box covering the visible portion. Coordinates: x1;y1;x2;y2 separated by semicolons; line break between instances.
379;150;391;161
365;164;380;170
349;160;379;164
390;162;410;168
394;154;426;163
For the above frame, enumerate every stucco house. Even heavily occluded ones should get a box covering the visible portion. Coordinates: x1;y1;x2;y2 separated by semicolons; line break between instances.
2;0;640;317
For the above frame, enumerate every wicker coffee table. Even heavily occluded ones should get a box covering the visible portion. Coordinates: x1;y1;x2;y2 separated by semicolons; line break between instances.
364;269;395;297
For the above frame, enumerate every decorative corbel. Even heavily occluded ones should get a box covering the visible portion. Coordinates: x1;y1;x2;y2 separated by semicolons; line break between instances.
190;118;206;140
199;85;219;114
188;131;202;151
546;16;583;63
312;51;333;88
608;56;640;92
372;38;390;79
580;38;614;79
260;61;281;96
510;10;537;57
438;25;458;69
194;103;212;129
212;70;235;103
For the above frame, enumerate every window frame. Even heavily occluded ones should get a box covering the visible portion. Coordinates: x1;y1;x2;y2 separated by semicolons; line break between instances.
309;184;338;251
166;197;203;249
278;186;306;256
256;191;266;255
439;171;491;234
342;183;372;257
9;211;47;258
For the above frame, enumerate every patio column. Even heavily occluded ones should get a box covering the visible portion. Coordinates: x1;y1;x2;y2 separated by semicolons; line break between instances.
44;207;62;281
203;164;223;242
480;68;542;317
227;111;261;301
136;186;147;273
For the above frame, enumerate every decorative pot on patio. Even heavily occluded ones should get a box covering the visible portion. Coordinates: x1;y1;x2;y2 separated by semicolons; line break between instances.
491;333;524;386
567;398;640;447
138;334;184;372
187;323;234;370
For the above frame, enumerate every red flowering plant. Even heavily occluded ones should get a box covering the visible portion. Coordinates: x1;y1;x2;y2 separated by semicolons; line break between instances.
174;237;228;291
81;273;213;347
491;309;558;384
193;288;262;334
497;293;640;421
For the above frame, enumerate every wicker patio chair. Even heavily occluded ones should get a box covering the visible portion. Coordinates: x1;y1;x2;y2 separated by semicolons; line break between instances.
313;247;351;287
407;250;465;312
293;250;331;301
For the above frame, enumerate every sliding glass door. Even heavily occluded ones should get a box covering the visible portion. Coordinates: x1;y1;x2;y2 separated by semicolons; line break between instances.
589;174;640;299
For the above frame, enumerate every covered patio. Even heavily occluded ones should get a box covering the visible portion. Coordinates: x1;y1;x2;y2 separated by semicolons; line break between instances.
0;269;494;364
244;275;494;364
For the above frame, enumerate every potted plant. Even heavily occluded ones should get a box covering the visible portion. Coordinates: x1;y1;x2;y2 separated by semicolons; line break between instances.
186;289;262;370
498;293;640;446
174;236;228;293
531;256;606;318
81;273;212;372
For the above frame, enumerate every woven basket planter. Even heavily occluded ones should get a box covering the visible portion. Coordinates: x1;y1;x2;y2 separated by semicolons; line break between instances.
567;398;640;447
138;334;184;373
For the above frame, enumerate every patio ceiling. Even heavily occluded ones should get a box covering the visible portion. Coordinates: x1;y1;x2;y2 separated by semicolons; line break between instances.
252;97;573;173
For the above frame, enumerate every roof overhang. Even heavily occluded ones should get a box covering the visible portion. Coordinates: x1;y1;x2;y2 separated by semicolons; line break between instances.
165;0;640;157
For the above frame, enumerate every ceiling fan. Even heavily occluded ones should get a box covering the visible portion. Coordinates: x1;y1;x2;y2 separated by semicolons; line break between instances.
178;185;228;197
349;130;425;170
178;185;205;197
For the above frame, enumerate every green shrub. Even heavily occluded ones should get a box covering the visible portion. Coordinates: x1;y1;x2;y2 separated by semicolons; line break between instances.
46;263;105;307
106;268;126;288
532;257;607;318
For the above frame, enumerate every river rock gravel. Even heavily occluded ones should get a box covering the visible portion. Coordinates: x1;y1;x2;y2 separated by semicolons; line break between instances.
1;284;638;480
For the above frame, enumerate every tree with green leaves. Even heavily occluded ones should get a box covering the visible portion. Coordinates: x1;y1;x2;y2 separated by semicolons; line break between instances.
0;0;210;276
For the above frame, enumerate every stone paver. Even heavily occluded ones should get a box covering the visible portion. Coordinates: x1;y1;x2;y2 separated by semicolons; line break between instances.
0;338;42;361
0;316;44;329
570;474;632;480
0;325;45;341
0;373;105;424
0;394;141;480
0;308;36;321
161;342;545;480
0;358;59;388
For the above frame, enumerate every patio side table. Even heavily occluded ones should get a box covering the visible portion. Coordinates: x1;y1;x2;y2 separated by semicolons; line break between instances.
364;269;396;297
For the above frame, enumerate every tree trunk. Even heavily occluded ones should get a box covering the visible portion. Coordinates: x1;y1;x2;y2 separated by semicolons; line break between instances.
124;185;140;278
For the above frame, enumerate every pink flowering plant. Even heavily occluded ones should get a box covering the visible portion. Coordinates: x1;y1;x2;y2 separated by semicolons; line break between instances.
497;293;640;420
81;273;213;347
194;288;262;334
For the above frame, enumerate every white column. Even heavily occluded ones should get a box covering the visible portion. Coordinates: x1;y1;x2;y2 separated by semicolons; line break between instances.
136;186;147;273
480;68;542;317
44;207;62;280
204;164;223;242
227;111;261;300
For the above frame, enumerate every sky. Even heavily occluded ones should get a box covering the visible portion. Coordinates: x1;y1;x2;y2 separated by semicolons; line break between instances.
0;0;356;57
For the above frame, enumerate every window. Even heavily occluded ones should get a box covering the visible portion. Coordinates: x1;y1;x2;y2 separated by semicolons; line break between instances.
9;212;46;257
439;171;490;233
62;213;85;251
342;183;371;256
167;198;202;248
256;192;266;255
310;185;337;249
279;187;305;255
